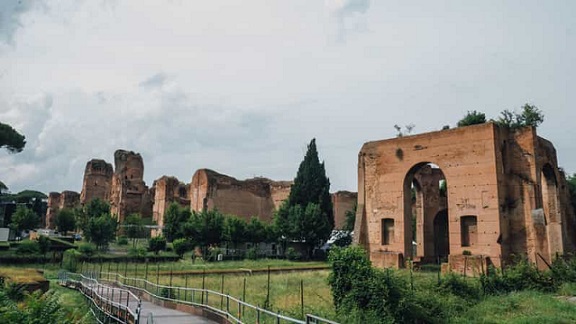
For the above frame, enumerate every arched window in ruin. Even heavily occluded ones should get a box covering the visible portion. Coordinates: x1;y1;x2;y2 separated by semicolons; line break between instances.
381;218;395;245
179;187;187;198
460;215;478;247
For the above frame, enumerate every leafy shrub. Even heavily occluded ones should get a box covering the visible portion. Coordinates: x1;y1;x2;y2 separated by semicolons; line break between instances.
117;236;129;246
172;238;190;258
550;256;576;283
246;247;258;260
148;236;166;255
160;287;175;299
62;249;81;272
480;259;557;295
437;273;481;301
285;247;301;261
16;240;40;254
37;235;52;255
128;247;147;258
78;243;96;257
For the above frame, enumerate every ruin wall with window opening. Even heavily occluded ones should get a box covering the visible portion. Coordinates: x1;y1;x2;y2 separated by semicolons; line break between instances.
354;122;576;272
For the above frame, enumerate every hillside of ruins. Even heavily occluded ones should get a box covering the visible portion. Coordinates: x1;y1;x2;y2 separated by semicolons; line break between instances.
45;149;357;232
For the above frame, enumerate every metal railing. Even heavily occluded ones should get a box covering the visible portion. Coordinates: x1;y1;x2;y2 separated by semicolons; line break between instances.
59;270;141;324
99;270;337;324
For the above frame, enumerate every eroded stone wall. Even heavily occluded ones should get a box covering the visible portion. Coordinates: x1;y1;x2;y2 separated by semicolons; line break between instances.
332;191;357;229
152;176;190;230
110;150;152;223
190;169;292;222
80;159;113;204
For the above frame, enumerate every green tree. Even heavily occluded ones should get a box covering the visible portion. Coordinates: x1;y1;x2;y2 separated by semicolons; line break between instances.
75;198;110;233
197;209;225;248
245;217;267;245
37;235;52;256
123;213;146;246
55;208;76;236
163;203;191;242
149;235;167;255
0;122;26;153
567;174;576;213
9;205;39;233
457;110;486;127
223;216;247;248
497;104;544;129
343;204;357;232
276;138;334;258
84;213;117;250
0;181;7;195
172;238;190;258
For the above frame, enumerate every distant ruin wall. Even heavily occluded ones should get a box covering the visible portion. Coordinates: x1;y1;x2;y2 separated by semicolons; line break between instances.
110;150;152;222
45;191;80;229
190;169;292;223
152;176;190;230
80;159;113;204
332;191;357;229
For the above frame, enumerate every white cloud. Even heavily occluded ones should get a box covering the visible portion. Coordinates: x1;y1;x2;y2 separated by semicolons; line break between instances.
325;0;371;42
1;0;576;196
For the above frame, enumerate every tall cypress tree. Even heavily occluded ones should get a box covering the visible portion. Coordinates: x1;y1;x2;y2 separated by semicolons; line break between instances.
275;138;334;258
288;138;334;228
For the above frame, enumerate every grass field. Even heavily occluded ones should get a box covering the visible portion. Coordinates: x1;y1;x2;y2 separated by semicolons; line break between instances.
3;259;576;323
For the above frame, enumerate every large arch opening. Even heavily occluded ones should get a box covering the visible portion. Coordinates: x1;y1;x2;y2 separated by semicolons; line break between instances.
404;162;449;262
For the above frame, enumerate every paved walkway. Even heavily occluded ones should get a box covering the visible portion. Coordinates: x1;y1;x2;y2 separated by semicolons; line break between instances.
139;299;215;324
88;282;216;324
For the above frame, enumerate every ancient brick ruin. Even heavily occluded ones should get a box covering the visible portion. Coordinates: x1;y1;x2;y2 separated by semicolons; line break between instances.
80;159;113;204
190;169;292;222
46;150;357;233
109;150;153;222
354;123;576;271
332;191;358;229
152;176;190;231
45;191;80;229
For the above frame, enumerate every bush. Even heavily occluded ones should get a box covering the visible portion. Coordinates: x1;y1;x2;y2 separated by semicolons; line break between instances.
480;259;557;295
246;247;258;260
16;240;40;254
437;273;481;301
117;236;129;246
128;247;147;258
285;247;301;261
62;249;82;272
37;235;52;255
172;239;190;258
148;236;166;255
78;243;96;257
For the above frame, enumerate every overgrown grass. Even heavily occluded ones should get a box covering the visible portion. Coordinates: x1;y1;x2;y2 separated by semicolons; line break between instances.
82;258;327;273
0;267;46;284
452;290;576;323
49;281;95;323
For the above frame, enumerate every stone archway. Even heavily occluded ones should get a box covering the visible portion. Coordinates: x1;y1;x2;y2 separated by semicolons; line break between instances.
404;162;448;262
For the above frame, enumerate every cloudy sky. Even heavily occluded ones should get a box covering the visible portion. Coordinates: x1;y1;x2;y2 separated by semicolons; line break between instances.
1;0;575;195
